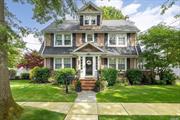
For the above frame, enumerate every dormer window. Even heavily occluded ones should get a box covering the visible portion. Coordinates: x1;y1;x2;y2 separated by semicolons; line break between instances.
84;15;96;25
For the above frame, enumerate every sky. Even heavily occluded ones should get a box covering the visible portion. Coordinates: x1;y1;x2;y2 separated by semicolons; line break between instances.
6;0;180;51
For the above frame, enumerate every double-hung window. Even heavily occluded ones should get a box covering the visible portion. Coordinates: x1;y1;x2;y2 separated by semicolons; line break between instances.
55;58;62;69
86;33;94;42
84;15;96;25
109;58;116;69
54;58;72;69
55;34;72;46
64;58;71;68
118;58;125;70
108;34;127;47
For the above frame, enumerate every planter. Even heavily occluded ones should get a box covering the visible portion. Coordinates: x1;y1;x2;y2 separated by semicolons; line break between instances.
76;87;81;92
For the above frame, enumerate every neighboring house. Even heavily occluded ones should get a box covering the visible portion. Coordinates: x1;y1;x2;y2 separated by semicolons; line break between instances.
40;2;140;80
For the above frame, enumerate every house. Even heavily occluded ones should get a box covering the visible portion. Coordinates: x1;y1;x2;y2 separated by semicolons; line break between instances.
40;2;140;88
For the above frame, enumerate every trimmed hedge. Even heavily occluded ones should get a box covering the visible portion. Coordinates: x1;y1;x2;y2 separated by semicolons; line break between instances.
21;73;30;80
160;69;176;85
126;69;143;85
101;68;118;86
54;68;76;84
30;67;50;83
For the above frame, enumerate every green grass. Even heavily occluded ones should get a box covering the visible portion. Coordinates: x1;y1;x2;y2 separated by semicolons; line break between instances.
11;80;77;102
97;84;180;103
99;115;180;120
19;107;65;120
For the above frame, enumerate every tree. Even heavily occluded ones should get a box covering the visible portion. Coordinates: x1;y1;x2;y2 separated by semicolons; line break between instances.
0;0;78;119
101;6;124;20
17;51;44;69
139;24;180;75
161;0;179;14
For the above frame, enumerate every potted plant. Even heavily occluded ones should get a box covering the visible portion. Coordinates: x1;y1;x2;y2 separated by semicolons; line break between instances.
75;80;81;92
94;80;100;92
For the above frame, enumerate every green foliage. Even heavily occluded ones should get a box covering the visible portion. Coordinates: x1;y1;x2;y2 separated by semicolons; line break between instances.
160;69;176;85
139;24;180;74
9;69;17;80
142;71;155;85
21;73;30;80
101;6;124;20
101;68;118;86
126;69;143;85
95;80;100;88
54;68;76;84
30;67;50;83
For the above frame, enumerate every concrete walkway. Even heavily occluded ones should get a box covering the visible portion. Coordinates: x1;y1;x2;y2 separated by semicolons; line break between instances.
65;91;98;120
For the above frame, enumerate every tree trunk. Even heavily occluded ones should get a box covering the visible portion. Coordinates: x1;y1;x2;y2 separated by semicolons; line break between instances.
0;0;23;119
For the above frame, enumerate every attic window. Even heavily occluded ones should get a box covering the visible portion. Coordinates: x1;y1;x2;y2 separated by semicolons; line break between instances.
84;15;96;25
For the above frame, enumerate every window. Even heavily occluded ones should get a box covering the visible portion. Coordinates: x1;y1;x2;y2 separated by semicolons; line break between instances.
109;34;116;45
54;58;72;69
55;34;62;45
108;34;127;46
64;58;71;68
64;34;71;45
55;58;62;69
109;58;116;69
86;34;94;42
108;58;126;71
117;34;126;45
84;15;96;25
55;34;72;46
118;58;125;70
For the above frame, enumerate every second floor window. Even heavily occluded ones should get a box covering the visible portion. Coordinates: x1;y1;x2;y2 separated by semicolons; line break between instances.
108;34;127;47
55;34;72;46
84;15;96;25
86;33;94;42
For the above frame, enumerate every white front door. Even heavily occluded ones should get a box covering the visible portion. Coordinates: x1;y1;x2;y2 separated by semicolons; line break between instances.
79;55;99;78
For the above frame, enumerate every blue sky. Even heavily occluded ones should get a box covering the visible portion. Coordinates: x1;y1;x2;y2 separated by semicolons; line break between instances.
5;0;180;50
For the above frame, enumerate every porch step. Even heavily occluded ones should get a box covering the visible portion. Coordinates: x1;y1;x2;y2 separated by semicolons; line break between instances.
80;79;96;91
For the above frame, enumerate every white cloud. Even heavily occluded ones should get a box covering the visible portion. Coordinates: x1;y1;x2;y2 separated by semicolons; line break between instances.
22;34;41;51
122;3;141;15
95;0;123;9
129;5;180;31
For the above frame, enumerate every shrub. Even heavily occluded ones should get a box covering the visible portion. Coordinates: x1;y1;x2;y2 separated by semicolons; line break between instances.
30;67;50;83
9;69;17;80
15;76;20;80
160;69;176;85
94;80;100;92
142;71;155;85
101;68;118;86
54;68;76;84
21;73;30;80
75;80;81;92
126;69;143;85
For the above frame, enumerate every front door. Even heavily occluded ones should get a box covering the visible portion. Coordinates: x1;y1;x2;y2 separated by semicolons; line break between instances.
86;57;93;76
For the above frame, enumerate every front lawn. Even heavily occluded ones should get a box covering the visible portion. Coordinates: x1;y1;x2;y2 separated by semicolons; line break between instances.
11;80;77;102
19;107;65;120
99;115;180;120
97;84;180;103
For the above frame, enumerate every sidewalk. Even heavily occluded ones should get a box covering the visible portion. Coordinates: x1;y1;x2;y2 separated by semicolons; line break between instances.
18;92;180;120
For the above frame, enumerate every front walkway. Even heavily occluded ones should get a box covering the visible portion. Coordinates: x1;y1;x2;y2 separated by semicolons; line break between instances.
18;91;180;120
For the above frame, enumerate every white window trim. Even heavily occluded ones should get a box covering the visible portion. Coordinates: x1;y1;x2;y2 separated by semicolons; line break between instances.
85;33;94;42
54;33;73;47
83;15;97;25
54;58;72;70
108;33;127;47
108;57;127;71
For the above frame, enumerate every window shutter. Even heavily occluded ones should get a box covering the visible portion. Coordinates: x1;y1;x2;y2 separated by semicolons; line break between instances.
51;33;54;47
104;33;108;46
82;33;86;43
50;58;54;70
72;58;76;69
72;33;76;46
97;15;100;26
94;33;98;43
80;15;83;26
127;33;131;46
127;58;130;69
